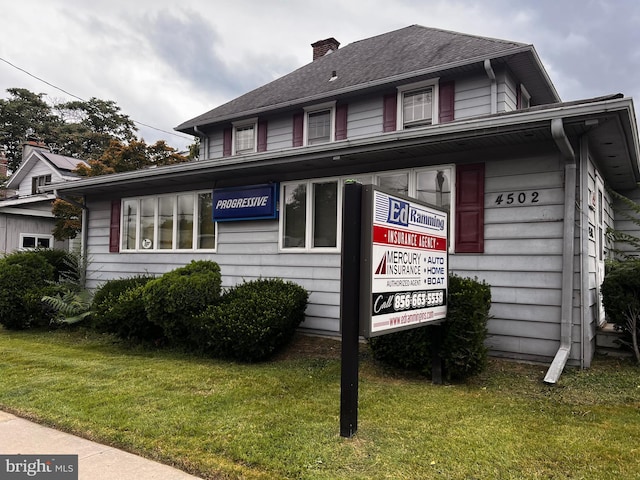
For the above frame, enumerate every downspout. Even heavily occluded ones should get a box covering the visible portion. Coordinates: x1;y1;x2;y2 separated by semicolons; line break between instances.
579;136;590;368
544;118;577;384
193;125;208;161
55;191;88;260
484;59;498;114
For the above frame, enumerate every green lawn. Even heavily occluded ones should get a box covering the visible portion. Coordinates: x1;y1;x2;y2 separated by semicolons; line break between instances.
0;328;639;479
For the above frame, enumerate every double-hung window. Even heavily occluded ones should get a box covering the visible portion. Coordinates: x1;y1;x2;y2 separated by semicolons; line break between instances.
304;102;335;145
398;80;439;129
121;191;216;251
31;174;51;194
233;119;257;154
280;178;340;250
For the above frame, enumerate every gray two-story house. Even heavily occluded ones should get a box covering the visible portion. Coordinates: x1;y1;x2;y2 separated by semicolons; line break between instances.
48;25;640;380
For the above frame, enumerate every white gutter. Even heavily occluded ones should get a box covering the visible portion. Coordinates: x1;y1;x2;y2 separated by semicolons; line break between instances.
484;59;498;115
544;118;577;384
193;126;208;161
46;96;637;196
579;136;590;368
55;191;88;261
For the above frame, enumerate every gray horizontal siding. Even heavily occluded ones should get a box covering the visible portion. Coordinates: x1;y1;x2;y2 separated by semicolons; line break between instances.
347;98;383;139
454;76;491;120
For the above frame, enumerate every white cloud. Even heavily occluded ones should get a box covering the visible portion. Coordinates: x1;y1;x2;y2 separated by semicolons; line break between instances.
1;0;639;152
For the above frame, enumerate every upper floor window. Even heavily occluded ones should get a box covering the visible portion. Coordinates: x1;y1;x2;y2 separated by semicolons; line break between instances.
233;119;257;154
31;174;51;194
121;191;216;252
397;80;439;129
304;102;335;145
518;84;531;109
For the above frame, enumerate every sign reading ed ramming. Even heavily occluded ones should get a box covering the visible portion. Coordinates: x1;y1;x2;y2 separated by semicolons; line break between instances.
360;186;448;337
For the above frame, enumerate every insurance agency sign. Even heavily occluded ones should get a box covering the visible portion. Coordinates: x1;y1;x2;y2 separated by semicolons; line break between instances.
360;186;448;337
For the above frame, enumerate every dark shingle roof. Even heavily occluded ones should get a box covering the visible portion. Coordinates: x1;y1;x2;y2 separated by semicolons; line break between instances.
176;25;540;132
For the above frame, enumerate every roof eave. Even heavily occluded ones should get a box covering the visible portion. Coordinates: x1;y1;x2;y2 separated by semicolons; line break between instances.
57;97;639;196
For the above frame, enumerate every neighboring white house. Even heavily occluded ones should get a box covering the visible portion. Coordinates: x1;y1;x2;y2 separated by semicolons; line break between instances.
0;141;88;254
46;25;640;381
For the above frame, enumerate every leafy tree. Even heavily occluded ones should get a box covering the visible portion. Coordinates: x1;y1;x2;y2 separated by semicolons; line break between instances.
0;88;63;171
75;139;189;177
606;188;640;260
54;139;190;240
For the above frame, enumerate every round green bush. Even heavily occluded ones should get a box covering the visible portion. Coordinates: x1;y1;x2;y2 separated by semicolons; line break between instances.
194;278;308;362
369;275;491;381
0;251;57;329
601;259;640;333
142;261;222;344
92;275;160;341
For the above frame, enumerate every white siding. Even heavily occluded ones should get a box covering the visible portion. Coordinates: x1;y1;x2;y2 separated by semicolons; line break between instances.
16;161;60;197
267;115;293;151
451;151;576;363
497;70;518;112
454;76;492;120
347;97;383;139
84;200;342;333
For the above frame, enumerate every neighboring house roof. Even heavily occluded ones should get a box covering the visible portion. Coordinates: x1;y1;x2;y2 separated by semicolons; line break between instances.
176;25;559;133
5;146;89;190
49;95;640;195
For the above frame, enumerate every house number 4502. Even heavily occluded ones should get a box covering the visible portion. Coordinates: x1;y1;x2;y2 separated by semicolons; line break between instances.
494;191;540;206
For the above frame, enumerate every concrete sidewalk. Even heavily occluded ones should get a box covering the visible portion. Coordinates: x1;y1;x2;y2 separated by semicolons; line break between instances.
0;411;202;479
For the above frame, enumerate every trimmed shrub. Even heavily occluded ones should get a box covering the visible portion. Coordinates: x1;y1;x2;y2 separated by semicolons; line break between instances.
142;261;222;344
369;275;491;381
601;260;640;331
0;251;57;329
194;278;308;362
92;275;160;341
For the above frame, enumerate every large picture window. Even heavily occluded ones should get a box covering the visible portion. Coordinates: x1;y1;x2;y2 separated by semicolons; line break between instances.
281;179;340;251
279;166;455;253
120;191;216;251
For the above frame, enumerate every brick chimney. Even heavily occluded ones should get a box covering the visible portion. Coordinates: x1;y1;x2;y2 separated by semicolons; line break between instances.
312;37;340;61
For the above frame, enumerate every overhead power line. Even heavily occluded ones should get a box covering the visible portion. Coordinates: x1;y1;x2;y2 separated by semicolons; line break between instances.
0;56;194;142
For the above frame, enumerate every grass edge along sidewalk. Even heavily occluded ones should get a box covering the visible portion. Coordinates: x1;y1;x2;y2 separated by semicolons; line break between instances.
0;328;639;480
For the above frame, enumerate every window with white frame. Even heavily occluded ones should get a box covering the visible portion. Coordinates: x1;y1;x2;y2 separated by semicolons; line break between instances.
279;166;455;252
20;233;53;250
398;80;439;129
120;191;216;251
519;84;531;109
281;179;340;250
233;119;257;154
304;102;335;145
31;174;52;194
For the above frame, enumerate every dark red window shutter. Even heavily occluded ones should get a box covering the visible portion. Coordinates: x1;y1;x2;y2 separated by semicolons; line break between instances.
455;163;485;253
438;81;455;123
516;84;522;109
222;127;232;156
335;103;348;140
257;120;268;152
109;199;121;253
383;94;397;132
292;112;304;147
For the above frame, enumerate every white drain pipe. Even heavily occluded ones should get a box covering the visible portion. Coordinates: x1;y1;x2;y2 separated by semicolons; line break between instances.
544;118;577;384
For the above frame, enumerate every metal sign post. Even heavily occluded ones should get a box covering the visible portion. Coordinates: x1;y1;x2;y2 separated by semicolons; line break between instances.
339;182;362;438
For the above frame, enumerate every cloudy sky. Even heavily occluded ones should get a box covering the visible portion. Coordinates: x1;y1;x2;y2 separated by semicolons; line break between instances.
2;0;639;152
